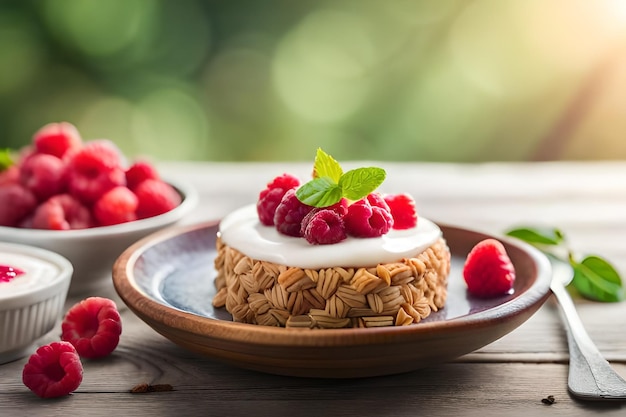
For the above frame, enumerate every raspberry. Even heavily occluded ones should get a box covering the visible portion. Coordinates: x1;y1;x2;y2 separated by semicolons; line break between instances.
384;193;418;229
65;140;126;204
18;215;34;229
0;183;37;227
22;341;83;398
19;153;66;201
273;189;314;237
93;186;138;226
0;165;19;186
134;179;181;219
365;192;390;211
325;197;349;216
299;198;348;238
257;188;287;226
266;173;300;191
301;209;346;245
33;122;82;159
61;297;122;359
256;174;300;226
31;194;93;230
125;159;160;190
462;238;516;298
344;197;393;238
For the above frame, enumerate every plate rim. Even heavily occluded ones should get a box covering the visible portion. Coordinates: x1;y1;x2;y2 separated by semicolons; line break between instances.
113;220;552;348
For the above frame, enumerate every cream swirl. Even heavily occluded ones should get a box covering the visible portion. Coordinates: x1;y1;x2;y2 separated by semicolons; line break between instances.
218;204;442;269
0;252;61;295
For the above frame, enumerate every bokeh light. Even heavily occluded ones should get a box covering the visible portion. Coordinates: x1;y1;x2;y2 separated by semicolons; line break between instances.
41;0;158;60
0;13;43;96
132;87;210;160
1;0;626;162
273;10;374;124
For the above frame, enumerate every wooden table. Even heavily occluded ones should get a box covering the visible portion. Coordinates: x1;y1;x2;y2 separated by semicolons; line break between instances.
2;161;626;416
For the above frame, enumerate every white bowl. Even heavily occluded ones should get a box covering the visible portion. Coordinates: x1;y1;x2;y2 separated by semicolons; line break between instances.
0;242;73;364
0;181;197;295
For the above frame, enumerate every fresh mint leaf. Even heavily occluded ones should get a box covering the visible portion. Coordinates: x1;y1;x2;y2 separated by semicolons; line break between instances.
0;148;13;171
296;149;387;207
571;256;624;302
339;167;386;201
313;148;342;182
506;227;564;246
295;177;342;207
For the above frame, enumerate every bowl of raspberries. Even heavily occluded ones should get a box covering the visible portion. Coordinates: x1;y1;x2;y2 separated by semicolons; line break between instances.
0;122;197;294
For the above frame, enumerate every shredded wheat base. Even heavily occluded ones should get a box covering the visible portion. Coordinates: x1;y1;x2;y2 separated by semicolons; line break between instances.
212;237;450;329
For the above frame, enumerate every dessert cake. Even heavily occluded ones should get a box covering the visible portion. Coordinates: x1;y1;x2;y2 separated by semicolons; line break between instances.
212;149;450;329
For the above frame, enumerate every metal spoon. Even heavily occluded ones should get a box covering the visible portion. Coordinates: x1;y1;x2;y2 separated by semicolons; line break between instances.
549;256;626;400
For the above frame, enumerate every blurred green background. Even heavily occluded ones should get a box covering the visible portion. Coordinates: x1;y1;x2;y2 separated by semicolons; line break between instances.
2;0;626;162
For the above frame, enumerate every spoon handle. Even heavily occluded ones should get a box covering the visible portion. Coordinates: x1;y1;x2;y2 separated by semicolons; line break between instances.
551;277;626;400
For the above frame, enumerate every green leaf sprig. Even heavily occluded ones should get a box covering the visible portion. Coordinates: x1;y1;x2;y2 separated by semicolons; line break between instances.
506;226;624;302
295;148;386;207
0;148;14;171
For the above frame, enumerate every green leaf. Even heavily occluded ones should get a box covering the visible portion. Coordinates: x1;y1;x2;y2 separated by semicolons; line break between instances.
339;167;386;201
506;224;624;303
571;256;624;302
0;148;13;171
295;177;343;207
313;148;342;183
295;148;387;207
505;227;564;246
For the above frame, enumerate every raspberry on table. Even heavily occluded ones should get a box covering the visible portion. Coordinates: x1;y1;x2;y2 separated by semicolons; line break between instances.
125;160;160;190
61;297;122;359
65;140;126;204
33;122;82;159
344;196;394;238
384;193;418;230
301;209;347;245
31;194;93;230
19;153;66;201
134;179;181;219
273;189;314;237
22;341;83;398
94;186;138;226
462;238;516;298
0;183;37;227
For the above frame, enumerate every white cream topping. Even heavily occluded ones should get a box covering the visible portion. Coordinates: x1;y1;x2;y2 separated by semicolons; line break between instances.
0;252;61;295
218;204;442;269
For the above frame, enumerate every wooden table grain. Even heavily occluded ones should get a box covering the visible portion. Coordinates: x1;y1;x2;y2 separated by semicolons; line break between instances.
2;161;626;417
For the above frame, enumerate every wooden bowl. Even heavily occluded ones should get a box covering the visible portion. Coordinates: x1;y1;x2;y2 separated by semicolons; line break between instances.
113;221;551;378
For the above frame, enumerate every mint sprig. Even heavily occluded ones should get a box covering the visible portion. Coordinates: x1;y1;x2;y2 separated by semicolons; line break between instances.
0;148;13;171
296;148;386;208
506;226;624;302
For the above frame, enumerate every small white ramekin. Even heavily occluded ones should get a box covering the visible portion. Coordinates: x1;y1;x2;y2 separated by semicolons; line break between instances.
0;242;73;364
